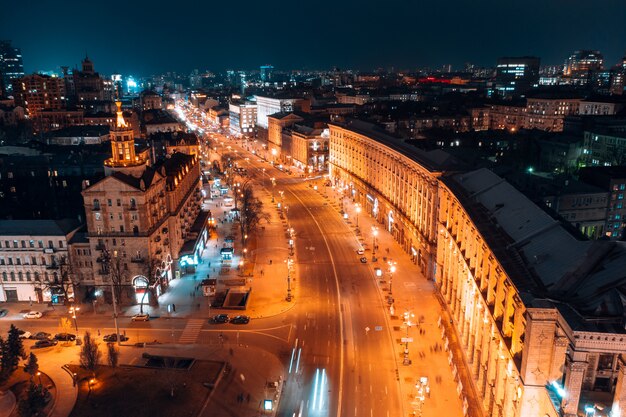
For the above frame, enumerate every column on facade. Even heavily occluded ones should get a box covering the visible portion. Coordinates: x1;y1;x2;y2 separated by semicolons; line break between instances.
611;356;626;417
562;357;588;417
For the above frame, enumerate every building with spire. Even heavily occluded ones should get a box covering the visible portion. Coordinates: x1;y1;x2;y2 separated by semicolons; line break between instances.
79;105;208;304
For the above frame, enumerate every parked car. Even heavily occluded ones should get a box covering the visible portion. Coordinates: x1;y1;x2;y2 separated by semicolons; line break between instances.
210;314;229;324
23;311;42;319
54;333;76;341
31;332;52;340
0;309;8;318
360;257;368;264
356;248;365;255
131;314;150;322
18;330;31;339
103;334;129;342
33;339;58;349
230;315;250;325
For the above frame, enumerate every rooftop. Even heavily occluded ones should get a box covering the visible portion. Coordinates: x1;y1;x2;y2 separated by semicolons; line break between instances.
0;219;81;237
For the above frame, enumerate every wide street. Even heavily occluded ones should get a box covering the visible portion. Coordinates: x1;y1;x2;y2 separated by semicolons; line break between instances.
0;102;464;417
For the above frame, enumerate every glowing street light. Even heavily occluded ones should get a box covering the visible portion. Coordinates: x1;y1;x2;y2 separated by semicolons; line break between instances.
389;262;397;297
69;305;80;332
355;204;361;229
372;227;378;257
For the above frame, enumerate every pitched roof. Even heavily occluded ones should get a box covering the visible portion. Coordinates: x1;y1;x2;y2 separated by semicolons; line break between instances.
0;219;81;236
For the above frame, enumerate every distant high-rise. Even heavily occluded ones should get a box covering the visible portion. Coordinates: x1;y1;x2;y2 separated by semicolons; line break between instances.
260;65;274;83
492;56;540;98
564;50;604;76
0;40;25;97
12;74;66;117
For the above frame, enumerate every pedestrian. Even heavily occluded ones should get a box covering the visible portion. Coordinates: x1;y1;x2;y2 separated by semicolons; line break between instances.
208;261;211;267
172;304;176;312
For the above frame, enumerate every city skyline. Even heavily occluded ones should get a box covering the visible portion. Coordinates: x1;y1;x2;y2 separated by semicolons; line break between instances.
2;0;626;75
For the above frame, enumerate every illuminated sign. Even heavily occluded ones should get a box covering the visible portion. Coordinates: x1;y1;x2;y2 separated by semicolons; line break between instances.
263;400;272;411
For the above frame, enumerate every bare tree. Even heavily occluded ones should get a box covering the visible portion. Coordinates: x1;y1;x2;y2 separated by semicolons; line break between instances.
239;182;270;247
106;343;119;369
79;331;101;378
138;259;161;314
104;252;127;306
33;255;78;305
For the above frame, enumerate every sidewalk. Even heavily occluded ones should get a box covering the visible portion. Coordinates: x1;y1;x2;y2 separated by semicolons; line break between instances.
326;187;467;417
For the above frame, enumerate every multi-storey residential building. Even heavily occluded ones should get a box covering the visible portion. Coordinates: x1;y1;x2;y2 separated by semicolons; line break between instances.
329;119;454;276
579;166;626;239
229;101;257;136
12;74;66;118
564;50;604;76
579;98;625;116
267;112;304;163
488;101;527;131
525;96;581;131
330;119;626;417
0;40;24;96
289;124;329;173
81;103;207;303
0;219;81;303
71;57;109;104
582;130;626;167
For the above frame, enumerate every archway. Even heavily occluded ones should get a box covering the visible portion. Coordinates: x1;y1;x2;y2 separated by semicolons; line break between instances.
132;275;149;304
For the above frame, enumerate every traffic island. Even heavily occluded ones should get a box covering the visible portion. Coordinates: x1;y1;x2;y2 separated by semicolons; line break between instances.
67;361;223;417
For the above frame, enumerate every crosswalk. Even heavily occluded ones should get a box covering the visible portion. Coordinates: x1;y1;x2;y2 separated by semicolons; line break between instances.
179;319;204;344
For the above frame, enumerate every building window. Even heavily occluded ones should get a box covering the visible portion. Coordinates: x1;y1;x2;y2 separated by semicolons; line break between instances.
95;212;101;221
117;199;121;207
1;272;6;281
21;240;26;248
16;258;21;265
34;272;39;281
29;240;34;248
26;272;31;281
107;199;112;207
38;240;43;248
13;240;18;248
10;272;15;281
48;240;53;248
93;199;101;210
31;256;36;265
18;272;23;281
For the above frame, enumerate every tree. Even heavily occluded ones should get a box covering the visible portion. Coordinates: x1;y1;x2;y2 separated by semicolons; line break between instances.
138;259;161;314
79;331;101;377
106;343;119;369
33;255;77;305
0;326;22;383
239;183;270;248
18;381;49;417
101;250;127;305
23;353;39;381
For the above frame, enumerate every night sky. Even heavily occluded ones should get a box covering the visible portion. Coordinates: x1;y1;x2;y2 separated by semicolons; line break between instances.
2;0;626;75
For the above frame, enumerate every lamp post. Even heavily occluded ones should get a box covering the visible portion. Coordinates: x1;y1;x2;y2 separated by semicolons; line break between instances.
69;304;80;333
355;204;361;230
389;262;396;297
271;178;276;202
285;258;293;302
403;311;414;365
102;249;121;346
372;227;378;258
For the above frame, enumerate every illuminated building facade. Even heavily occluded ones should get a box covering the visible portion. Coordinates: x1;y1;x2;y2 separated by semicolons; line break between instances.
0;40;24;96
492;56;540;98
330;120;626;417
82;106;206;303
12;74;66;118
329;119;444;276
229;101;257;136
0;220;81;304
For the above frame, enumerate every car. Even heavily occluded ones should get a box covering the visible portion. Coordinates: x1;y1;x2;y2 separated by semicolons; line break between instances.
131;314;150;322
23;311;42;319
360;257;368;264
230;315;250;325
18;330;31;339
210;314;229;324
356;249;365;255
33;339;58;349
31;332;52;340
54;333;76;341
0;309;8;318
103;334;129;343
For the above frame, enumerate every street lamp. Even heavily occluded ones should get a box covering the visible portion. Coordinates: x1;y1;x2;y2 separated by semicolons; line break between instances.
372;227;378;258
403;311;415;365
355;204;361;229
69;305;80;333
285;257;293;302
389;262;396;297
